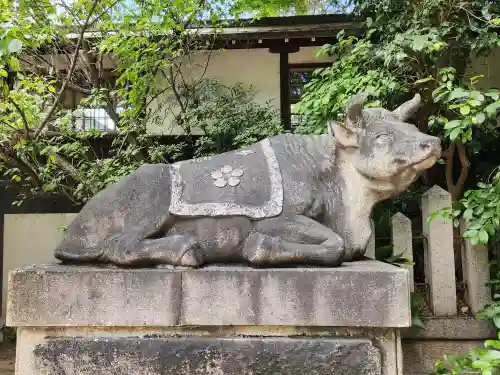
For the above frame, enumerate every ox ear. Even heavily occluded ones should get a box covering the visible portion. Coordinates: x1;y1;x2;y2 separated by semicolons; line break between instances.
328;121;359;148
393;93;421;121
346;92;370;129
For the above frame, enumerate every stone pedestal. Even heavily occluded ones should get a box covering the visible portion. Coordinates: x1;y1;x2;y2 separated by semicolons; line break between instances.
7;260;410;375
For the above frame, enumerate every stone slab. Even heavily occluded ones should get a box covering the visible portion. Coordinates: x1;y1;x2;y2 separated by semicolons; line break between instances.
402;340;484;375
7;260;410;327
32;337;381;375
401;317;497;340
7;265;182;327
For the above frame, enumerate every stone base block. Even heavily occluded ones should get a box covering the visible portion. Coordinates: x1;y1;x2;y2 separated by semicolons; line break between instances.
33;336;379;374
7;260;410;327
7;260;410;375
16;327;403;375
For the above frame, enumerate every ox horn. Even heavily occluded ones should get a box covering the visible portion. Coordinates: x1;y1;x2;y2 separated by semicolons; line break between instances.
393;93;422;121
346;92;370;128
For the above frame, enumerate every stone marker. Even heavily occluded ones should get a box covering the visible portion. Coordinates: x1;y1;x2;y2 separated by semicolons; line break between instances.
365;220;376;259
422;185;457;316
460;219;491;314
391;213;414;291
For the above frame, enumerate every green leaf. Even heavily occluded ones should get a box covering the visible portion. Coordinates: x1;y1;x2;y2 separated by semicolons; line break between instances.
470;91;485;102
460;105;471;115
464;208;474;220
0;69;7;78
411;35;428;51
472;360;491;369
8;56;20;72
415;76;433;84
479;230;489;244
490;18;500;26
463;229;478;238
444;120;462;129
479;349;500;361
485;90;500;101
7;39;22;53
448;88;470;101
475;112;486;124
449;127;462;141
471;75;485;84
485;102;500;116
485;340;500;350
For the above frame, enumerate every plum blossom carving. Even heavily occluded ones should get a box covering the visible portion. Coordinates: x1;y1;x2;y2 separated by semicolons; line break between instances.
211;165;244;187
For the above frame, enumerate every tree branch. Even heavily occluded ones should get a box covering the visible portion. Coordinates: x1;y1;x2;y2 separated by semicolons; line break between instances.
167;66;187;114
33;0;100;138
453;139;470;201
52;153;80;179
0;120;24;136
0;146;41;186
445;143;455;196
444;140;471;201
8;98;31;139
67;82;92;95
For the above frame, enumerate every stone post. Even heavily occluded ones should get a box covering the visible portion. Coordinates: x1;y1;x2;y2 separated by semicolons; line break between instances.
392;213;414;292
365;219;376;259
421;185;457;316
460;219;491;314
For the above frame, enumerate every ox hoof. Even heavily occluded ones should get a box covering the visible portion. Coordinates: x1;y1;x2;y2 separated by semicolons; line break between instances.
178;239;203;267
242;232;276;265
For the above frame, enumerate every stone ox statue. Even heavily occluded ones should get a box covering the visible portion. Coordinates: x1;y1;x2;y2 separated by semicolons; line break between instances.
55;93;441;268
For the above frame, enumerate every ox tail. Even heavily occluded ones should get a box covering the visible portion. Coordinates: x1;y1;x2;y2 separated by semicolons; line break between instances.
54;245;104;263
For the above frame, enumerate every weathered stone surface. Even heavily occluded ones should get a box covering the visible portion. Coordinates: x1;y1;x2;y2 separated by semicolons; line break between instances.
401;317;497;340
33;337;382;375
364;220;376;259
181;261;410;327
391;213;414;292
460;219;491;314
7;260;411;327
7;265;182;327
421;186;457;316
402;340;483;375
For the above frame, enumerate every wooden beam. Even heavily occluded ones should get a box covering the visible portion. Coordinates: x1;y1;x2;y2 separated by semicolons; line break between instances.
280;52;291;131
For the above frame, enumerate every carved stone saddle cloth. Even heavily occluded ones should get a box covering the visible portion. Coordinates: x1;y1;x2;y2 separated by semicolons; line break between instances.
169;139;283;219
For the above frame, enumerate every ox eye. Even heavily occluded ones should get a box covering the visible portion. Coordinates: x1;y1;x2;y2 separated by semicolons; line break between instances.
374;133;391;143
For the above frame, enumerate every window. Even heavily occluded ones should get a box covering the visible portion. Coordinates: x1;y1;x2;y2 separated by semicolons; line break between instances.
289;68;315;129
74;107;123;132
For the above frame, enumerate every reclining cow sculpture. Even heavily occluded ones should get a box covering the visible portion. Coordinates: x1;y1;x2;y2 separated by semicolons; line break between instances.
55;92;441;268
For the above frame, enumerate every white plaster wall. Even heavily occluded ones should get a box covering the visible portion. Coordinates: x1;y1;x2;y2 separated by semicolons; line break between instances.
466;48;500;89
288;46;334;64
2;213;76;317
146;48;281;135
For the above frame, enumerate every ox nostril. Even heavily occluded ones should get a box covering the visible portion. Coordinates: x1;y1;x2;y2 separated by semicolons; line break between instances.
420;141;431;150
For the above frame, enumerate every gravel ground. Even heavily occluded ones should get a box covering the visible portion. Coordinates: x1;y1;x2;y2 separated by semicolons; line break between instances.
0;342;15;375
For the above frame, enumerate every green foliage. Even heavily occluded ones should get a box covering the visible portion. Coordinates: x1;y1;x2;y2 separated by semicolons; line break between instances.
0;0;282;205
178;79;283;157
293;32;408;134
429;68;500;144
429;169;500;246
432;324;500;375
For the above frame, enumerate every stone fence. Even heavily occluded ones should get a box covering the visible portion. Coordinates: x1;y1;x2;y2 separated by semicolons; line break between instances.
365;184;491;318
364;185;496;374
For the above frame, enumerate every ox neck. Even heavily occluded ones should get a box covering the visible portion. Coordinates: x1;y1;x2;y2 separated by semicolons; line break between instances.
332;145;384;213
